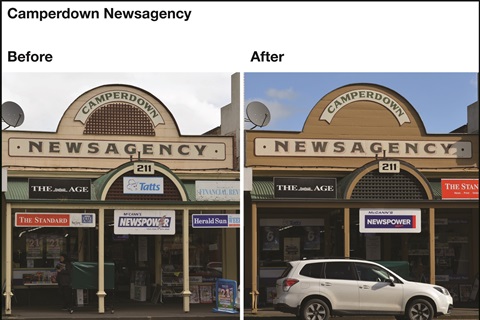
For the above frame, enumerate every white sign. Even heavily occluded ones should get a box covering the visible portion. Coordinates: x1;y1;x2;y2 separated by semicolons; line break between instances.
255;138;471;159
360;208;421;233
123;177;164;194
379;160;400;173
114;210;175;235
195;181;240;201
133;162;155;175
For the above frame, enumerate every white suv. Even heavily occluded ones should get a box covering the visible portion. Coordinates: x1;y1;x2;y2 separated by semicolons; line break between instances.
273;258;453;320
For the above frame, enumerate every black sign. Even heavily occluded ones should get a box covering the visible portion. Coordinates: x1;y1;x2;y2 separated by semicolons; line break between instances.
274;177;337;199
29;178;91;200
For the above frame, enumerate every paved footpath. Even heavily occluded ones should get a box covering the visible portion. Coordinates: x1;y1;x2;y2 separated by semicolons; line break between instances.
2;305;478;319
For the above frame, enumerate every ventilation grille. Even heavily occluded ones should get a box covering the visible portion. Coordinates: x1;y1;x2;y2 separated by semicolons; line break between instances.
351;170;427;200
84;103;155;136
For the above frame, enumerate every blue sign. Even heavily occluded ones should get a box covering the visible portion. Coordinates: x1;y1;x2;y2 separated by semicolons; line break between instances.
359;208;421;233
192;214;240;228
213;278;238;314
364;215;416;229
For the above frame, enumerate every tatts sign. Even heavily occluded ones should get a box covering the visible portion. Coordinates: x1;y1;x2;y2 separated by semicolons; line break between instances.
441;179;479;200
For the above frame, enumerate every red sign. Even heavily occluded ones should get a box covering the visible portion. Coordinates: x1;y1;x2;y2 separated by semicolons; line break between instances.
15;213;70;227
441;179;479;200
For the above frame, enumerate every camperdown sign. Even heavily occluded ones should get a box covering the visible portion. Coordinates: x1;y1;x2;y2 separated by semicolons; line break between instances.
74;90;165;126
319;89;411;125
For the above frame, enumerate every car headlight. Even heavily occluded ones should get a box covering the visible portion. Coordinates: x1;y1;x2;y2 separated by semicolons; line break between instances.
433;286;449;296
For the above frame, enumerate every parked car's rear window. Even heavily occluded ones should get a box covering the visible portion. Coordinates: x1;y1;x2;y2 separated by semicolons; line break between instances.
325;262;356;280
279;263;293;278
299;262;325;279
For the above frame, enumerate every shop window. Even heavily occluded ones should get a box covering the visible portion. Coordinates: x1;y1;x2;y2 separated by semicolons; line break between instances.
350;209;431;282
435;210;473;304
13;227;78;268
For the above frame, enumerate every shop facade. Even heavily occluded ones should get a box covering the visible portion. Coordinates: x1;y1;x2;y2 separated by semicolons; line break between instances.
2;79;240;315
244;83;479;311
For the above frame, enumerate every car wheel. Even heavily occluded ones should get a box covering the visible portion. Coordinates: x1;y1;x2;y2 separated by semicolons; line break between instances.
406;299;434;320
301;298;330;320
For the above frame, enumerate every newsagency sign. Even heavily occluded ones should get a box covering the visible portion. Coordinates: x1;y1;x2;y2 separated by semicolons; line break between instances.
29;178;91;199
274;177;337;199
15;213;96;227
360;208;421;233
255;138;471;159
114;210;175;235
9;138;226;161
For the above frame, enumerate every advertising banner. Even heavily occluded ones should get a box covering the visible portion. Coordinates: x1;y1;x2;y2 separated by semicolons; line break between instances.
441;179;479;200
262;226;280;251
274;177;336;199
15;212;96;227
123;176;164;194
114;210;175;235
213;279;238;314
191;214;240;228
29;178;91;199
195;181;240;201
360;208;421;233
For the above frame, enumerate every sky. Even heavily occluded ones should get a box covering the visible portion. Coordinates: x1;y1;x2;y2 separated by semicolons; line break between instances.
244;73;478;134
1;3;478;136
1;73;233;135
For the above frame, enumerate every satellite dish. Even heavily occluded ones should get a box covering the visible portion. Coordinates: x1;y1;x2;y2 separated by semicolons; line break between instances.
2;101;25;129
246;101;271;129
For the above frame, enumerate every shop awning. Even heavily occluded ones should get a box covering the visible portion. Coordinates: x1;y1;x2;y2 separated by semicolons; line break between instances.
250;180;443;201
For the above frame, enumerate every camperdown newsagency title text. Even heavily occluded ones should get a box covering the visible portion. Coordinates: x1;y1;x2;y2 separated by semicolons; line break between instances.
7;7;192;21
255;138;472;158
9;138;226;160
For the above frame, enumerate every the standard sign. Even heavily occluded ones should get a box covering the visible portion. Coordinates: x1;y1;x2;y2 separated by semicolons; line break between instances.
15;213;95;227
360;208;421;233
192;214;240;228
114;210;175;235
441;179;478;200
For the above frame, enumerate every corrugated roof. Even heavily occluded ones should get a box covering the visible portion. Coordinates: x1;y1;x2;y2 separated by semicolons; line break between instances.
4;180;29;200
184;183;196;201
251;180;275;200
430;181;441;200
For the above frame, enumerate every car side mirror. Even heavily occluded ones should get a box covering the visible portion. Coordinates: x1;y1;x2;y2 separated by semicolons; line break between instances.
387;276;395;287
